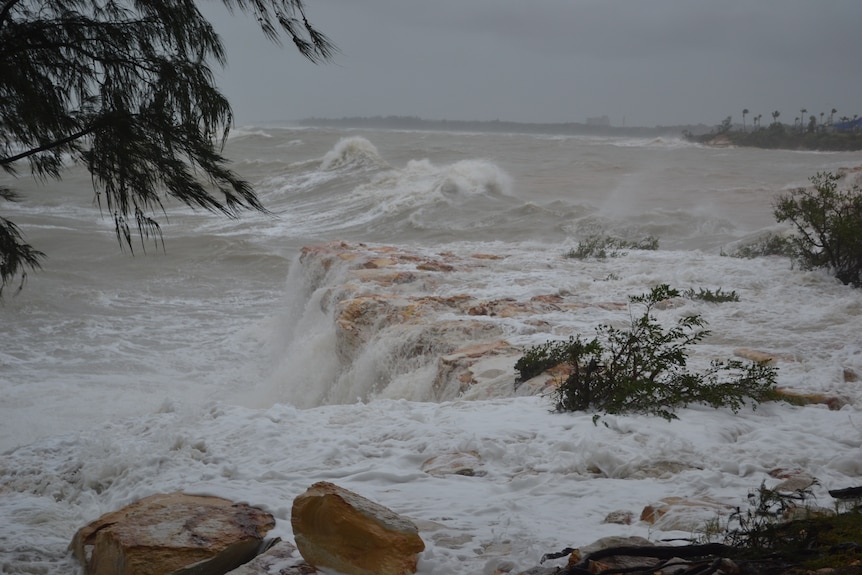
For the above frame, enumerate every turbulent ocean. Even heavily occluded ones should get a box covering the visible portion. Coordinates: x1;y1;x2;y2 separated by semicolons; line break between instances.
2;126;861;574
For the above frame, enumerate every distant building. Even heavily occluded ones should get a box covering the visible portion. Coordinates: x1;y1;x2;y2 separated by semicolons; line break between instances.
586;115;611;127
833;118;862;132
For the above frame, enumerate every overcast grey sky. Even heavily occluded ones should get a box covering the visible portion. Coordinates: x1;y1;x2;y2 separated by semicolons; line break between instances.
201;1;862;128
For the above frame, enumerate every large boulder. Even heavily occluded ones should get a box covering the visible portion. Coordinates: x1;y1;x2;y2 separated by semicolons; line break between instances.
222;540;315;575
291;481;425;575
70;492;275;575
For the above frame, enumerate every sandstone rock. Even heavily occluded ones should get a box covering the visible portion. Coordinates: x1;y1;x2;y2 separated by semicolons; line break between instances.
353;268;417;285
513;567;557;575
774;472;817;493
575;536;664;574
774;388;847;410
622;459;701;479
295;241;638;403
70;492;275;575
640;496;732;531
733;348;796;365
291;482;425;575
410;519;473;549
456;353;525;400
530;294;564;305
416;260;455;272
602;510;635;525
513;371;560;397
362;257;396;269
421;451;484;477
223;540;315;575
580;535;654;556
333;292;504;368
434;341;520;400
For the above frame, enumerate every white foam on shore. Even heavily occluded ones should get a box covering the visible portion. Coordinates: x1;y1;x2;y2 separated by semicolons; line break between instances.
1;394;859;574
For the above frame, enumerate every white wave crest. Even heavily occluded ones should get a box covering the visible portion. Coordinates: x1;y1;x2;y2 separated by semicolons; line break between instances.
227;127;273;139
609;136;699;149
345;158;513;219
433;159;513;198
320;136;387;170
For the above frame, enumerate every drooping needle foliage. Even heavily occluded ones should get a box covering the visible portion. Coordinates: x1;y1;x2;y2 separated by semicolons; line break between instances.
0;0;335;294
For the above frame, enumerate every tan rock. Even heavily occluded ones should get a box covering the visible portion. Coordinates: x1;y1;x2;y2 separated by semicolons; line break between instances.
362;257;396;269
70;492;275;575
530;294;564;305
291;482;425;575
733;348;796;365
434;341;519;400
576;536;661;574
421;451;484;477
640;496;732;531
774;472;817;493
602;510;635;525
416;260;454;272
774;388;847;410
353;268;417;285
624;460;701;479
223;540;315;575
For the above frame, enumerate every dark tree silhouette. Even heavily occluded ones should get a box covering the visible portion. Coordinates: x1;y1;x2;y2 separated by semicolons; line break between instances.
0;0;335;294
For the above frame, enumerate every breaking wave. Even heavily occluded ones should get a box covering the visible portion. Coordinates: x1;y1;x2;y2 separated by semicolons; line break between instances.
320;136;388;171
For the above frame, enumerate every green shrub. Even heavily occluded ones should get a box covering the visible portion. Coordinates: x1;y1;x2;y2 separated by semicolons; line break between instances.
565;234;659;260
683;287;740;303
516;285;778;420
724;233;796;259
514;339;573;383
774;172;862;287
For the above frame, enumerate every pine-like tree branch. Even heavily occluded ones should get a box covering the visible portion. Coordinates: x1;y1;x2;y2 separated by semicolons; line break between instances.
0;123;97;166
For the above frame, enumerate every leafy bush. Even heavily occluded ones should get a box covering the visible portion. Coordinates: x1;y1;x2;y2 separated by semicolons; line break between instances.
516;285;778;420
565;234;659;260
683;287;739;303
774;172;862;287
514;339;573;383
724;233;796;259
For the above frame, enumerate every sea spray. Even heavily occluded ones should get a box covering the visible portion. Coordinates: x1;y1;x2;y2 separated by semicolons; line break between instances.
320;136;388;171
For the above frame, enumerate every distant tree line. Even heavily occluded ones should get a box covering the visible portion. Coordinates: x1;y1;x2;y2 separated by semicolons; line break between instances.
296;116;701;138
686;108;862;151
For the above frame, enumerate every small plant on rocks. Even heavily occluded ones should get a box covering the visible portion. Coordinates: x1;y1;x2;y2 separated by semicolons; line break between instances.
683;287;740;303
565;234;659;260
516;285;778;421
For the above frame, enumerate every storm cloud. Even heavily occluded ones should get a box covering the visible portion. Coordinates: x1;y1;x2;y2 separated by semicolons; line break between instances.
202;1;862;127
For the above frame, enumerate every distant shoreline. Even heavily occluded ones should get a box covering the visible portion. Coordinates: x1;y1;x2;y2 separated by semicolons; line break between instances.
690;129;862;152
292;116;706;139
285;116;862;151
